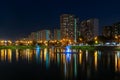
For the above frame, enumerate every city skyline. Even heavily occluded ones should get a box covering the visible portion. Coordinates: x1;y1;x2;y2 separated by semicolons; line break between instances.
0;0;120;40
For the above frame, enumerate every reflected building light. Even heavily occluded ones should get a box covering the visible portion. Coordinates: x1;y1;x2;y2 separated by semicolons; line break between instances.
98;50;101;60
79;50;82;53
1;49;7;61
40;50;43;63
49;51;52;61
98;50;101;55
117;51;120;58
57;48;59;53
64;61;67;77
57;53;60;66
26;49;30;62
1;49;5;61
115;53;118;72
66;54;71;63
54;52;57;63
8;49;12;63
16;49;19;62
94;51;98;71
79;53;82;65
61;48;63;53
74;54;77;77
61;54;63;63
19;50;23;60
44;48;47;61
65;45;71;53
22;50;26;60
86;50;88;61
52;53;55;61
46;53;50;69
116;51;120;72
5;49;7;61
33;50;36;54
50;53;55;60
118;58;120;71
63;54;66;64
36;45;40;50
36;48;40;64
51;46;54;53
49;48;52;54
49;49;53;61
29;50;33;61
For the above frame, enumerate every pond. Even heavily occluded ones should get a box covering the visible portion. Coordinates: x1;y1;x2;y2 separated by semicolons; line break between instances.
0;48;120;80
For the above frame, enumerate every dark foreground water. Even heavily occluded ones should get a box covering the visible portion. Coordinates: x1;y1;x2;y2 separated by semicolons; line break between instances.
0;48;120;80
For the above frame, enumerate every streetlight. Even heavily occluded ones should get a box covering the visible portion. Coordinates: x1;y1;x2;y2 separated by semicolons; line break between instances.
115;35;118;43
94;36;98;44
79;38;82;42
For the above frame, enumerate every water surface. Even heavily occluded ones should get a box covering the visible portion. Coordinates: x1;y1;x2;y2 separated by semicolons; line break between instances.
0;48;120;80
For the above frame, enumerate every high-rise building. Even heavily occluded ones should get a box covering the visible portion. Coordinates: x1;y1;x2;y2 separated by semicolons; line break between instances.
80;18;99;41
37;31;42;41
112;22;120;36
29;32;37;41
28;30;51;41
40;30;51;41
60;14;79;42
102;26;112;38
54;29;61;40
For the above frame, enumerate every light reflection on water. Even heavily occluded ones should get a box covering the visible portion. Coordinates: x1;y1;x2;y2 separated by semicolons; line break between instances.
115;51;120;72
94;50;98;71
0;49;12;62
0;48;120;79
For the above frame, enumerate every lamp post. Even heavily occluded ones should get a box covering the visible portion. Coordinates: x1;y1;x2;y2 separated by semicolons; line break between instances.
115;35;118;43
79;38;83;43
94;36;98;44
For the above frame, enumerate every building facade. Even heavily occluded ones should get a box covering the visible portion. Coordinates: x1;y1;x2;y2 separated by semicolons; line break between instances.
40;30;51;41
60;14;79;42
102;26;112;38
112;22;120;36
54;29;61;40
28;30;51;41
29;32;37;41
80;18;99;41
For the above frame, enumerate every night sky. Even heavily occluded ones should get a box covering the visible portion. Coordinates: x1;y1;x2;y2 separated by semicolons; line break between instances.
0;0;120;40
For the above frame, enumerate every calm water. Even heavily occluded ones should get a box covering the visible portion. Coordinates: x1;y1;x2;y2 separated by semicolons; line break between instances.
0;48;120;80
